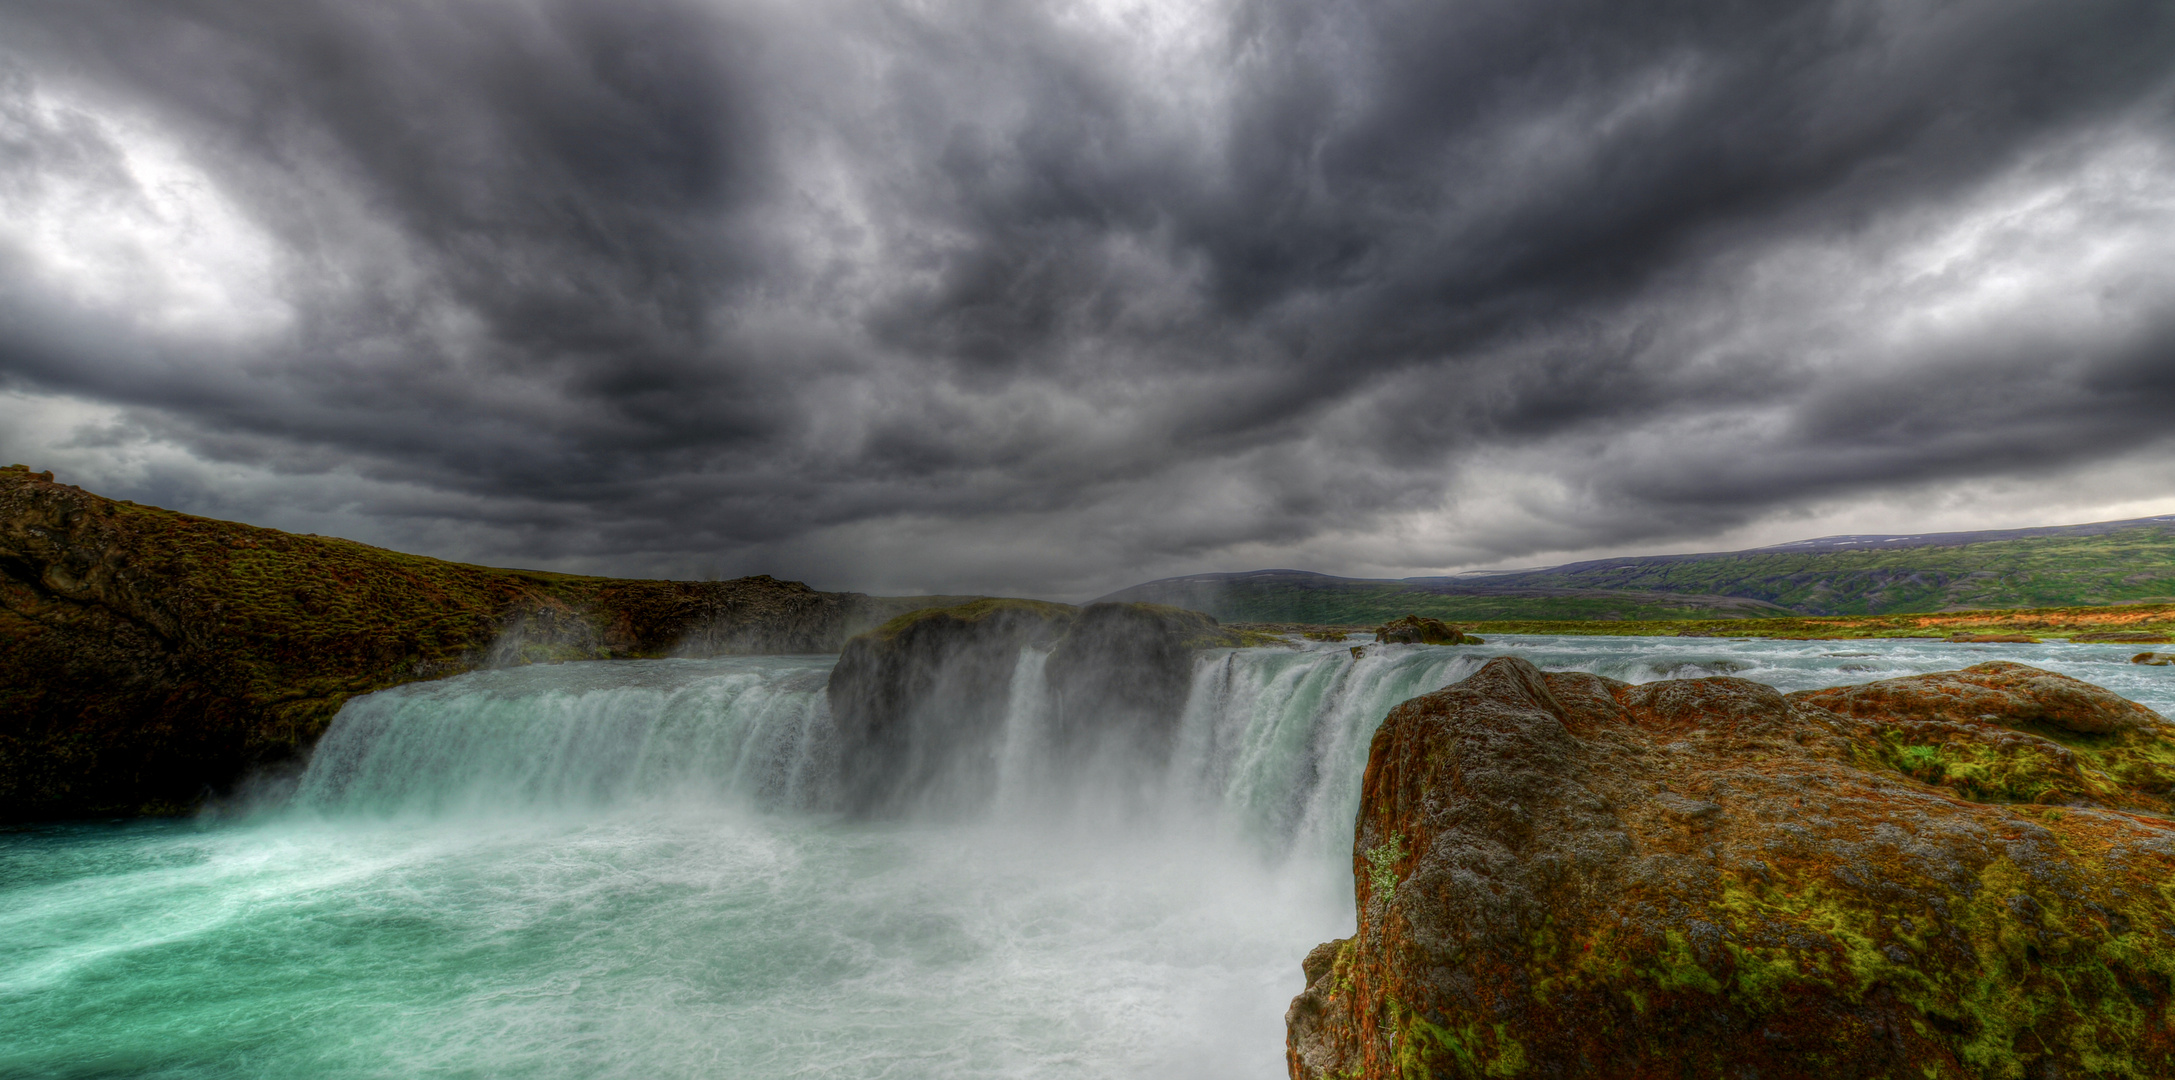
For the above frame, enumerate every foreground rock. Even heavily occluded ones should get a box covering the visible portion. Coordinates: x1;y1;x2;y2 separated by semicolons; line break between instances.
1289;658;2175;1079
827;599;1265;814
0;467;966;820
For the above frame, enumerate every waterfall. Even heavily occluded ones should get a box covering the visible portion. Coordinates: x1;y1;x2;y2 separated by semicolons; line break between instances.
293;642;1484;851
294;657;837;815
1166;644;1485;856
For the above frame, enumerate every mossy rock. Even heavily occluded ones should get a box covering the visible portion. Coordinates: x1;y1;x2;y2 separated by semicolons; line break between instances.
1373;614;1468;645
1290;658;2175;1080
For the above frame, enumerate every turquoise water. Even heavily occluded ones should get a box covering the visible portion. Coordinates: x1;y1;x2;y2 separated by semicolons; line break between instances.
4;637;2169;1078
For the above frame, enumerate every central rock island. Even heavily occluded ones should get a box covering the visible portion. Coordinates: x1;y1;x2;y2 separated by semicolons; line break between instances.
1289;658;2175;1078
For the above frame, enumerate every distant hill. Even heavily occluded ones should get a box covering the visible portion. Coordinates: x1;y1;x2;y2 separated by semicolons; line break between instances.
1097;515;2175;624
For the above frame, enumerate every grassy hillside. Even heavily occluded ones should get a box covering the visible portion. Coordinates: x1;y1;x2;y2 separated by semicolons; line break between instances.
1453;603;2175;641
1103;518;2175;624
1487;523;2175;614
1097;570;1792;625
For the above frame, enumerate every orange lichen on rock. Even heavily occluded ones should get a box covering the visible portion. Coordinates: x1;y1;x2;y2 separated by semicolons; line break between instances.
1289;657;2175;1079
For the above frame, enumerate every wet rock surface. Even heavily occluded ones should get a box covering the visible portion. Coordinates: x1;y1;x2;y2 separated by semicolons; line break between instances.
827;598;1078;814
826;599;1258;814
1289;657;2175;1079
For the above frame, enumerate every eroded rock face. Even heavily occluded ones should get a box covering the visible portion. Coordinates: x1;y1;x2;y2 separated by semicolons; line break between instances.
825;599;1258;813
1046;602;1240;766
1289;657;2175;1079
826;598;1077;815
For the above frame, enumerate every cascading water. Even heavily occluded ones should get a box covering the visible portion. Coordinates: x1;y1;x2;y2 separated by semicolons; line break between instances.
285;643;1487;855
294;657;839;815
5;636;2169;1079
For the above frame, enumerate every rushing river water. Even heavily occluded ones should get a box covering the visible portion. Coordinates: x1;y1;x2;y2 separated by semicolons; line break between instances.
5;636;2171;1078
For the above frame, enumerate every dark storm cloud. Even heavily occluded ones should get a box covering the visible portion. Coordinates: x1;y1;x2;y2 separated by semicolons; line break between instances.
2;0;2173;595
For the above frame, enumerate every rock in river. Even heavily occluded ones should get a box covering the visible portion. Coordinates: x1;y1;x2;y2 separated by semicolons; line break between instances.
1288;658;2175;1079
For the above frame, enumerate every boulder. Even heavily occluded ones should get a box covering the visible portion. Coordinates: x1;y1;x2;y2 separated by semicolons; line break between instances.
2136;653;2174;666
1374;614;1467;646
1289;657;2175;1079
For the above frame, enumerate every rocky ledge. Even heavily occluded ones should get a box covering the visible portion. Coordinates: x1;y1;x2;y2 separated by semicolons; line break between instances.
1289;658;2175;1079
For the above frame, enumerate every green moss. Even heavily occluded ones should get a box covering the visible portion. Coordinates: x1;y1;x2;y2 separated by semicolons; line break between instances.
867;597;1079;640
1365;832;1408;910
1862;717;2175;811
1698;862;2175;1079
1388;998;1528;1079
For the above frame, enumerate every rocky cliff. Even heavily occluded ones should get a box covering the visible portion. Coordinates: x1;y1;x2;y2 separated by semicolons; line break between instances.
826;599;1268;814
0;466;961;820
1289;658;2175;1079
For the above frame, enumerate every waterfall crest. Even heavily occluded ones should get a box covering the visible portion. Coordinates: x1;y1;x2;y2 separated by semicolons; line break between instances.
293;643;1485;850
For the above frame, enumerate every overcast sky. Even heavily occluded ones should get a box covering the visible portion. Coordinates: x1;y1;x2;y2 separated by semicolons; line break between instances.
3;0;2174;598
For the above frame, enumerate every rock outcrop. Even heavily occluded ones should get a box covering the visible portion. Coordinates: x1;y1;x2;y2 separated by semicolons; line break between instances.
1046;602;1249;767
826;598;1079;814
1289;658;2175;1079
826;599;1264;814
0;467;962;820
1375;614;1469;645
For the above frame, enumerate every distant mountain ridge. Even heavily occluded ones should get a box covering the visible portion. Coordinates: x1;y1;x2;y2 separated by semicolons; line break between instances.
1098;514;2175;623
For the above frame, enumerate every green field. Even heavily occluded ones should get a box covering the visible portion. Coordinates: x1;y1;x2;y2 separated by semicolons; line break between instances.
1103;520;2175;625
1491;524;2175;614
1112;579;1788;625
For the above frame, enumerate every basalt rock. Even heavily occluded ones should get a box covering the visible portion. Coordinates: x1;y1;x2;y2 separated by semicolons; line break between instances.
826;599;1263;813
0;466;952;821
1375;615;1468;646
1288;657;2175;1079
1045;603;1240;766
826;598;1078;814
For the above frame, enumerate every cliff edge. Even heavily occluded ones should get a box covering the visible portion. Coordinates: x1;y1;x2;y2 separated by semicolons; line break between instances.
0;467;947;820
826;599;1269;814
1289;657;2175;1078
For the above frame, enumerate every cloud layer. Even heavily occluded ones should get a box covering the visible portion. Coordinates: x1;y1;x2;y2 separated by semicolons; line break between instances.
3;0;2173;596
